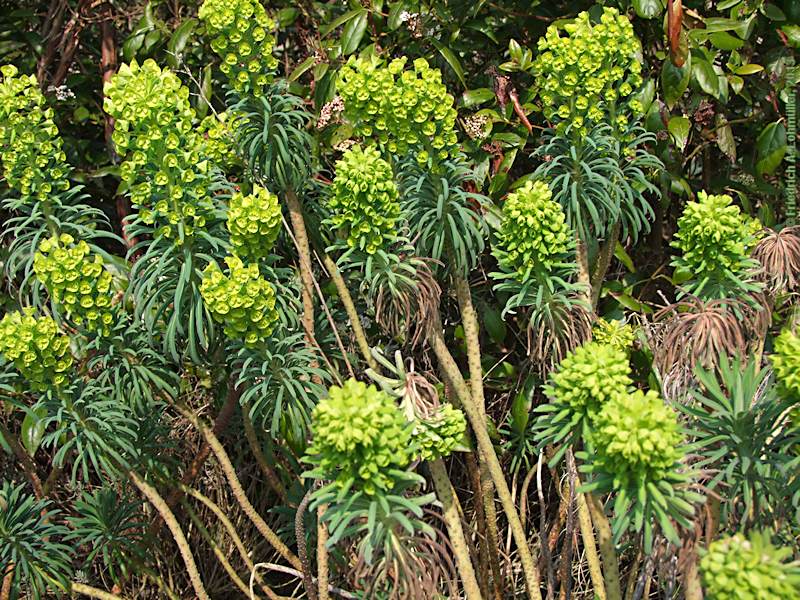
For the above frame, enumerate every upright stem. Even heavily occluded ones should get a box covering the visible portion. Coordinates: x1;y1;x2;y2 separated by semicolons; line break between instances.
317;504;330;600
683;550;704;600
1;564;12;600
574;490;607;599
129;471;210;600
429;311;542;600
285;188;316;345
453;272;504;597
586;493;622;600
590;222;620;308
576;236;592;309
429;458;483;600
295;489;318;600
321;253;378;371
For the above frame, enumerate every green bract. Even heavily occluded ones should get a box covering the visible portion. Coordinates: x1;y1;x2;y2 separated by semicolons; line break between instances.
227;185;281;261
592;318;635;352
671;191;762;297
591;389;683;489
414;404;467;462
531;7;644;134
546;341;632;423
337;56;459;162
0;309;73;391
700;531;800;599
306;379;412;495
198;112;239;170
34;234;116;335
199;0;278;95
200;254;279;346
328;145;401;254
493;180;572;278
771;328;800;397
104;59;213;239
0;64;70;199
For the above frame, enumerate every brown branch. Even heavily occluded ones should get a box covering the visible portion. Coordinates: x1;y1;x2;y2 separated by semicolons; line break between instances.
1;564;13;600
0;421;44;500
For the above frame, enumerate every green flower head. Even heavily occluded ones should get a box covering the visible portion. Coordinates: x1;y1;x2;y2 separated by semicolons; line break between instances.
337;56;459;161
592;318;635;353
494;180;572;279
545;341;632;423
531;7;644;132
306;379;412;495
700;531;800;599
198;112;239;170
0;309;73;391
591;389;683;488
771;327;800;398
34;234;116;336
227;185;281;261
671;191;762;297
200;254;279;346
0;64;71;199
328;144;401;254
413;404;467;462
199;0;278;95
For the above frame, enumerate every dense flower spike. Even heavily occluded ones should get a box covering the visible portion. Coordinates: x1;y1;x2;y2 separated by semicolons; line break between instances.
592;389;683;488
337;56;459;161
494;180;572;278
34;234;115;335
0;64;70;199
671;191;762;295
200;254;279;346
414;404;467;462
328;145;401;254
545;341;632;423
592;318;635;352
531;7;644;134
306;379;412;495
199;0;278;95
104;59;214;239
700;531;800;599
771;328;800;397
0;309;73;391
198;112;239;170
227;185;281;261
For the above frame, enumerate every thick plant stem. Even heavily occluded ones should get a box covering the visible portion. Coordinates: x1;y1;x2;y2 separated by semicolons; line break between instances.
429;458;483;600
180;485;276;599
129;471;210;600
586;493;622;600
285;188;316;344
184;408;303;571
683;551;704;600
0;421;44;499
321;252;378;371
453;273;504;598
242;405;289;504
1;564;12;600
316;504;330;600
590;222;620;308
183;501;266;600
429;312;542;600
295;489;318;600
575;493;606;599
71;583;127;600
576;236;592;309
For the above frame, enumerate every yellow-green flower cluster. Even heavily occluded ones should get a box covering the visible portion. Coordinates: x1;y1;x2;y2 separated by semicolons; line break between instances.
33;234;115;335
592;318;635;353
199;0;278;95
700;531;800;599
0;65;70;199
200;254;279;346
198;112;239;171
306;379;412;495
227;185;281;262
771;328;800;398
328;145;401;254
672;192;762;284
337;56;459;162
531;7;644;133
591;389;683;488
104;60;213;239
494;180;572;279
414;404;467;462
546;341;632;423
0;309;73;391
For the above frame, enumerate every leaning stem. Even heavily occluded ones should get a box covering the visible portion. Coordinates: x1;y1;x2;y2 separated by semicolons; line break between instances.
129;471;210;600
71;583;128;600
242;404;290;504
429;311;542;600
429;458;483;600
576;493;607;599
285;188;316;346
586;492;622;600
